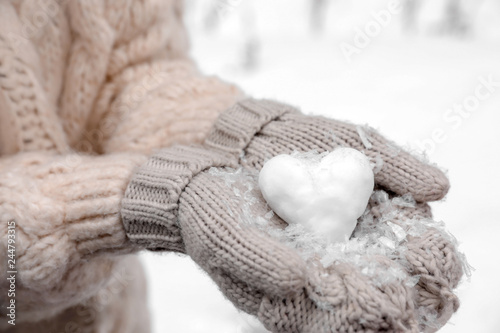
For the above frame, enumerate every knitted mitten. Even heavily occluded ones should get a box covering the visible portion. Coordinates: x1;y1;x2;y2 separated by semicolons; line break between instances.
0;152;146;325
121;99;463;332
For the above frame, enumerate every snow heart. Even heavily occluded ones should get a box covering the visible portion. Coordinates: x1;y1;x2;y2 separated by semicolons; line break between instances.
259;148;374;244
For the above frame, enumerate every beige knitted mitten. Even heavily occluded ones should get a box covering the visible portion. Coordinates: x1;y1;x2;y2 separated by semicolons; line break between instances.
121;99;463;333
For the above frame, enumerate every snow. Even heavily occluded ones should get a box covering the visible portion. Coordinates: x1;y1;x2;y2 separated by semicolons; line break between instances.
140;1;500;332
258;148;374;244
356;125;374;149
205;164;467;330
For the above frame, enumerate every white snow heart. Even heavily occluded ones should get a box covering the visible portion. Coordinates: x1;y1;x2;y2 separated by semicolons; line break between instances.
258;147;375;244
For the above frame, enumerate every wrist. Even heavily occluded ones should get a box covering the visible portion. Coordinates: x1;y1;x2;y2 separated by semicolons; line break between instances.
120;98;291;252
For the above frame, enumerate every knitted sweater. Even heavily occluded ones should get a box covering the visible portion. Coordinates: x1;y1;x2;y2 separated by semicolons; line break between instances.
0;1;463;332
0;0;242;331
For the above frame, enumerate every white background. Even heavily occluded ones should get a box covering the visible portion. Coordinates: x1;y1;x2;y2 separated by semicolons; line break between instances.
140;1;500;332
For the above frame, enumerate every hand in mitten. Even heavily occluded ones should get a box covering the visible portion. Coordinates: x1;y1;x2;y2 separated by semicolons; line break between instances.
121;99;463;332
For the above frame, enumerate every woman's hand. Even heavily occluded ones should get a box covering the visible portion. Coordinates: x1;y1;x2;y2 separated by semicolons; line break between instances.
121;99;462;332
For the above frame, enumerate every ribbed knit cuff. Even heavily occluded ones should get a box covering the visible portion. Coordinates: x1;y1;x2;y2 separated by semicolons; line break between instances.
121;98;294;251
121;146;235;252
0;152;147;258
204;98;298;155
53;154;148;255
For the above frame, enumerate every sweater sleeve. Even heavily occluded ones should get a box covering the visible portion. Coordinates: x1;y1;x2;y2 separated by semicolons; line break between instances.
0;151;147;324
57;0;191;148
86;58;244;155
0;1;70;155
1;0;243;156
58;0;243;155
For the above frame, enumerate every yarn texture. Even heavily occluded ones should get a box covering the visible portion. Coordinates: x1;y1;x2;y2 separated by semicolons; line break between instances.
0;0;463;331
0;0;241;331
122;99;463;333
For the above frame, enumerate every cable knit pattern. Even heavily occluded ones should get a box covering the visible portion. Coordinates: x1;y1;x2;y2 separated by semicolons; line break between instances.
122;99;462;332
0;0;243;331
89;59;243;154
59;0;115;145
0;3;69;154
0;0;241;156
17;0;72;106
18;0;226;152
104;0;188;76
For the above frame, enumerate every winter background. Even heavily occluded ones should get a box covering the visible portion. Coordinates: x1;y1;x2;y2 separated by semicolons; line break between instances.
139;0;500;332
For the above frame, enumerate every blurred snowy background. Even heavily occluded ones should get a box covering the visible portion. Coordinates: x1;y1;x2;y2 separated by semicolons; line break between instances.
140;0;500;332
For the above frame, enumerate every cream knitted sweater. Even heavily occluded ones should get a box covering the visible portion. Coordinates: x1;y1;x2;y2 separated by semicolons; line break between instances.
0;0;242;331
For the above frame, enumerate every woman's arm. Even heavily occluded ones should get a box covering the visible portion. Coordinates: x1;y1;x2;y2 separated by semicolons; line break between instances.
57;0;243;155
0;151;146;327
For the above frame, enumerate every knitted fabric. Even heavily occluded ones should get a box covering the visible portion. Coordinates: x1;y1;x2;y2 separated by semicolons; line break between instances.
0;0;242;331
58;0;189;147
121;100;290;252
0;0;462;331
89;58;243;155
0;152;147;328
0;2;69;154
0;0;242;156
0;255;150;333
122;98;462;333
122;146;237;252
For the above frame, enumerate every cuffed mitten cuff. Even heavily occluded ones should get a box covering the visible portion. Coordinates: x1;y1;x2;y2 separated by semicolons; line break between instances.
121;146;235;252
120;99;294;251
